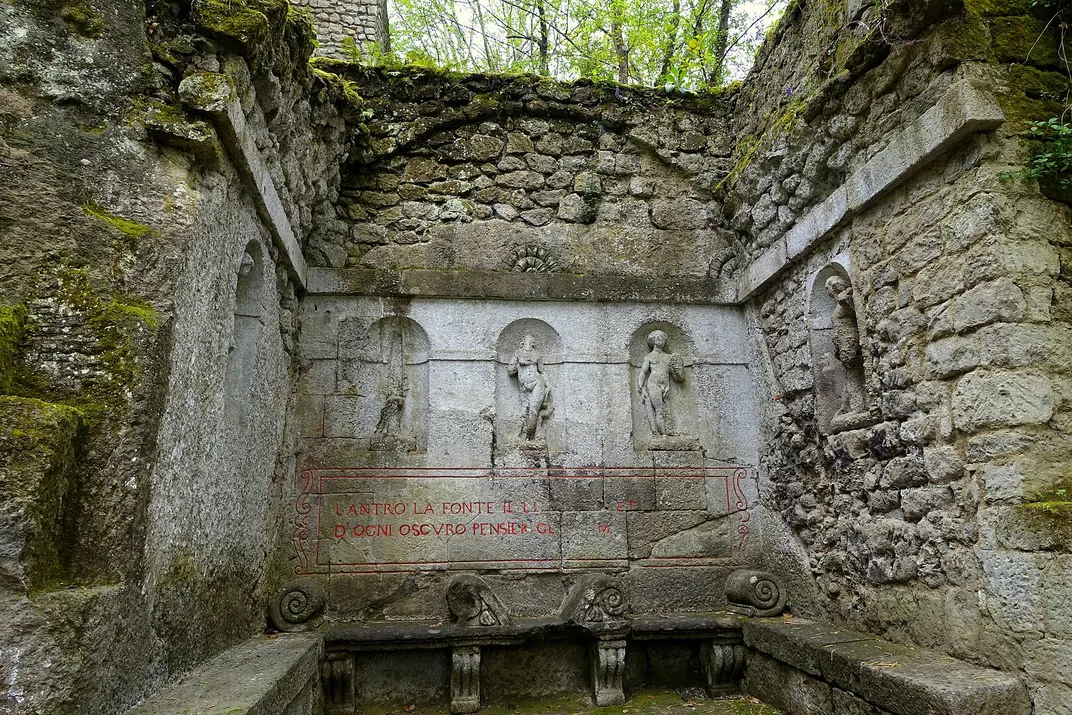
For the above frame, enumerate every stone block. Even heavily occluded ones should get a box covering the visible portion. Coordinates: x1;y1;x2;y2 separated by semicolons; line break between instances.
298;359;336;394
561;510;627;561
951;371;1054;432
744;650;832;715
900;486;953;521
832;688;892;715
126;634;322;714
650;198;707;229
0;397;83;593
952;278;1026;332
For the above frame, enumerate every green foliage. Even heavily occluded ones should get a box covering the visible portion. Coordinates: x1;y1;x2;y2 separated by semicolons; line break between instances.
1002;118;1072;188
387;0;786;89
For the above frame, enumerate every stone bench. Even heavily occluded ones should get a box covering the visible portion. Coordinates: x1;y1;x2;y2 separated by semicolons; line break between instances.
125;634;322;715
742;619;1030;715
322;611;748;714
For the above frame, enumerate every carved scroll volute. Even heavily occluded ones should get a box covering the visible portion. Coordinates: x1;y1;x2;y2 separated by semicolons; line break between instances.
724;569;787;618
561;576;630;631
446;574;511;626
269;578;326;632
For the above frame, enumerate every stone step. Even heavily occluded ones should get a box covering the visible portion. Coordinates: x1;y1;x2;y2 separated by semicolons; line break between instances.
742;618;1029;715
125;634;322;715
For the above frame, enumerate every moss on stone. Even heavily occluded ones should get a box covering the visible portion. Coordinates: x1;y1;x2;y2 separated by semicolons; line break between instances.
194;0;284;55
82;203;151;239
61;0;105;39
0;304;27;395
964;0;1035;15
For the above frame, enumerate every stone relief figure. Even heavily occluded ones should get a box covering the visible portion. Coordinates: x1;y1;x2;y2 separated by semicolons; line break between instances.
826;275;870;432
637;330;686;437
508;334;552;441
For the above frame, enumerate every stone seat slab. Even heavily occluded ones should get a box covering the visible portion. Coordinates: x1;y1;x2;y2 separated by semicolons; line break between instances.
324;617;563;650
744;619;1029;715
125;634;321;715
630;611;746;640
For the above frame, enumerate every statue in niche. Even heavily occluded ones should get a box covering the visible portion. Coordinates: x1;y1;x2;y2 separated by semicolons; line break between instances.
369;321;418;452
826;275;871;432
508;334;552;442
637;330;686;437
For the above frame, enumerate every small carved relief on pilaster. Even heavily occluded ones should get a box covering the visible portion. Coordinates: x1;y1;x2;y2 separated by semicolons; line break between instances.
451;645;481;714
447;574;511;626
700;642;745;696
590;639;627;706
322;652;356;714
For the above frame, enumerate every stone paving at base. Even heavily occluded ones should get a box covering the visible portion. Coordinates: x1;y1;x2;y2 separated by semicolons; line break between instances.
365;689;782;715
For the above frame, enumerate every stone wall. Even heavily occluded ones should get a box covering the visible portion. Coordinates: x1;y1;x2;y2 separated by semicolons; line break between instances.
719;0;1072;709
0;0;351;711
292;0;389;59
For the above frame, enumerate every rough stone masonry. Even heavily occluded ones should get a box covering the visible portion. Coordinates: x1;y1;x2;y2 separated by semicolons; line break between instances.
0;0;1069;711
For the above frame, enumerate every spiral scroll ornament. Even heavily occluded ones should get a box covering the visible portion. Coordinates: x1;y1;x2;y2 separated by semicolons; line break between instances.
587;586;628;622
724;569;786;618
269;578;326;632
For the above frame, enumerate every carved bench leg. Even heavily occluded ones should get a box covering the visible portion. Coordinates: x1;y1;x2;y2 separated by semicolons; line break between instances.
700;642;744;696
591;639;627;706
452;645;481;713
323;652;356;714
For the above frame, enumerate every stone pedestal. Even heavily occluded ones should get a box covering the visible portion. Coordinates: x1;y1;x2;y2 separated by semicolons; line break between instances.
590;639;627;706
451;646;481;713
700;643;745;696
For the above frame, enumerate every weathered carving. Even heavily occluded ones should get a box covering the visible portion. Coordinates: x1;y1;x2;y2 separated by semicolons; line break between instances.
590;639;626;706
451;645;481;713
447;574;511;626
508;334;553;442
700;643;745;696
724;569;786;618
268;578;326;632
371;379;416;452
825;275;871;433
365;317;427;451
510;245;559;272
561;576;629;626
637;330;687;437
322;652;356;714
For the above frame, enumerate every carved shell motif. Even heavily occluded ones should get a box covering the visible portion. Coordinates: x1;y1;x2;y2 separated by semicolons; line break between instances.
510;245;559;273
583;585;628;622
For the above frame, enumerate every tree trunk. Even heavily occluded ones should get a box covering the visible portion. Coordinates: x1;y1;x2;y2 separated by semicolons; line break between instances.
708;0;732;85
659;0;681;83
536;0;550;74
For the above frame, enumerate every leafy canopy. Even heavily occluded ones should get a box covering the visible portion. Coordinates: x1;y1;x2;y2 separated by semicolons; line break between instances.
367;0;785;89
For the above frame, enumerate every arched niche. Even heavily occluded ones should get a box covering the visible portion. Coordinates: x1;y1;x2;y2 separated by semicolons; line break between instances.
628;321;699;451
358;316;430;452
494;319;562;454
224;241;265;427
807;260;872;434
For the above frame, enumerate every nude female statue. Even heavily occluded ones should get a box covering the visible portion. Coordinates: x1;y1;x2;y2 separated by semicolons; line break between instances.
637;330;685;436
508;334;551;440
826;275;867;419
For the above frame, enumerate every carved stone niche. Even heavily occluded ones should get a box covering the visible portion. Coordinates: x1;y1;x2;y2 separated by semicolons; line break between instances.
807;263;875;435
446;574;511;627
345;315;430;452
628;322;699;452
494;319;562;457
269;578;326;632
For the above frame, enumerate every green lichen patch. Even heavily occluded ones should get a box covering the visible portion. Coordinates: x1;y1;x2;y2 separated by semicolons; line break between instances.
61;0;105;39
0;304;27;395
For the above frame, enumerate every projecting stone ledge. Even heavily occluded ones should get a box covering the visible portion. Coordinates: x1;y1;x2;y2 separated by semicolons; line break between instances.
125;634;322;715
743;619;1030;715
736;80;1005;302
